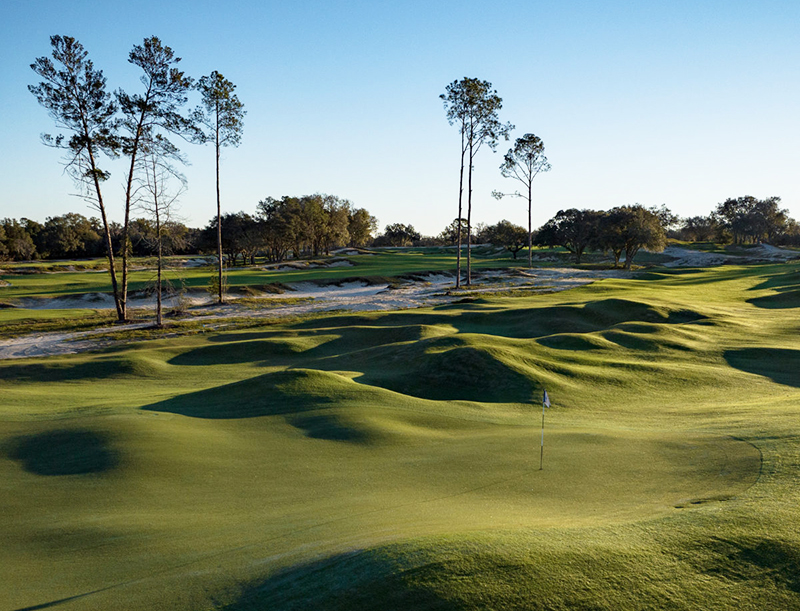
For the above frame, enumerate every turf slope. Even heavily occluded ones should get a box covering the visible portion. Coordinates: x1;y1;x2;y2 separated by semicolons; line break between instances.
1;263;799;610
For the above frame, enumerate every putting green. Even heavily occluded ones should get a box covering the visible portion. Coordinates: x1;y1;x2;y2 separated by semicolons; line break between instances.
0;412;759;610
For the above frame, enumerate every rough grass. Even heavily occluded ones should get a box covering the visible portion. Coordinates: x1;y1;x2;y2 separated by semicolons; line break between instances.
1;262;800;610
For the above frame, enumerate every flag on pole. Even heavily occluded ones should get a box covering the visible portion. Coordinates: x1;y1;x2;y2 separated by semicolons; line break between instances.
539;388;550;470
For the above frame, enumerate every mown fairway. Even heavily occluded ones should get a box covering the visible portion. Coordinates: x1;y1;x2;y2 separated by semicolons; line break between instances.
1;261;800;610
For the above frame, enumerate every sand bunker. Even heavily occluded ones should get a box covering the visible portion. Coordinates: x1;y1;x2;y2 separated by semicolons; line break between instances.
0;268;629;360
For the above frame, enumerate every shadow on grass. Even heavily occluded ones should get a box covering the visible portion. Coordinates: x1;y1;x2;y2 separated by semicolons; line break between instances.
6;430;118;476
724;348;800;388
169;337;316;366
218;550;462;611
283;298;706;341
142;369;337;419
746;267;800;309
287;413;373;443
353;343;538;403
0;359;134;383
699;537;800;593
748;290;800;309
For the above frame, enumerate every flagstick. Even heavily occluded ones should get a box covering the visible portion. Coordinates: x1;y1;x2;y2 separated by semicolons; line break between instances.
539;399;545;470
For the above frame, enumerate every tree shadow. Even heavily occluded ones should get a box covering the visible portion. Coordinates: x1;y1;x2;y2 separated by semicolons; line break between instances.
724;348;800;388
6;429;118;476
218;550;463;611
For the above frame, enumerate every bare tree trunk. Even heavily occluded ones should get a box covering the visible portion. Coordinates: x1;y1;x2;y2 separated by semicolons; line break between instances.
527;181;533;268
455;129;465;289
87;144;124;321
156;205;163;327
216;101;224;304
121;116;147;323
466;140;473;286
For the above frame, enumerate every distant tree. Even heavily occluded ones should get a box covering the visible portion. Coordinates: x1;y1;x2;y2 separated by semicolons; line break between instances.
203;212;260;266
0;219;37;261
494;133;551;267
257;196;297;261
320;195;351;255
381;223;420;247
29;35;122;316
438;218;469;246
605;205;666;269
481;220;528;259
22;219;45;256
117;36;196;319
749;197;788;243
348;208;378;247
535;209;601;264
677;215;720;242
195;71;245;303
648;204;680;234
595;210;626;267
0;225;8;260
441;77;512;286
712;196;790;244
39;213;102;259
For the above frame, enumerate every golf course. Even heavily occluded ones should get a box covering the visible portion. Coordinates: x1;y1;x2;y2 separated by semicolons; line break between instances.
1;249;799;610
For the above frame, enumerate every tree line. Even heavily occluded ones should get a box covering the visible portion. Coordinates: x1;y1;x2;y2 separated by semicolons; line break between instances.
4;193;796;267
0;194;377;263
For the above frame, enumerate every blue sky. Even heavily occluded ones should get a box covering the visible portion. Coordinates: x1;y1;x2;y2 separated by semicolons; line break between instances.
2;0;798;236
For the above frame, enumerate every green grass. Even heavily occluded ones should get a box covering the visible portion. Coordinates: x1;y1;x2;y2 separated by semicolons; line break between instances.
1;261;800;609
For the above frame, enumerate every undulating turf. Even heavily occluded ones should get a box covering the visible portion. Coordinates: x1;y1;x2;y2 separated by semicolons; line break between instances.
1;261;800;610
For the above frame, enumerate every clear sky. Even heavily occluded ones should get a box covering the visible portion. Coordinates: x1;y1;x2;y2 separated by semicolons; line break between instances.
1;0;798;236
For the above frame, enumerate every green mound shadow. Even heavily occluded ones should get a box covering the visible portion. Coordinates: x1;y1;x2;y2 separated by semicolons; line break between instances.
0;358;137;383
602;330;660;351
537;333;609;351
362;344;536;403
142;369;342;418
750;268;800;292
169;336;326;366
692;536;800;593
724;348;800;387
448;298;706;340
6;429;118;476
287;413;375;443
748;289;800;309
219;549;459;611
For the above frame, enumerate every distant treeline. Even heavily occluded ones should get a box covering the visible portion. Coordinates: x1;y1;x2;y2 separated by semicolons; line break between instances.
2;195;796;264
0;194;378;263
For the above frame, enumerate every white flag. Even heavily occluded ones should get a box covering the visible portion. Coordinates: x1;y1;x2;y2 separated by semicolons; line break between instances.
543;389;551;408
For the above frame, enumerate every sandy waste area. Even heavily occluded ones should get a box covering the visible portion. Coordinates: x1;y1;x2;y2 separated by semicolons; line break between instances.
0;267;628;360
